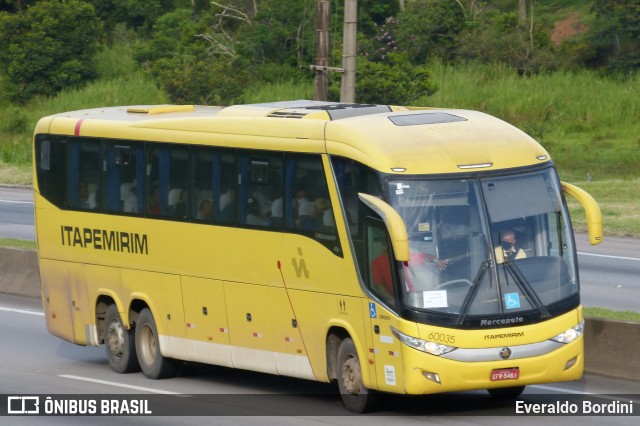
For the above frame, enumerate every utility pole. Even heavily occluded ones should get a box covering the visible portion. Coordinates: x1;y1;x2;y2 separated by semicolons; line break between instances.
313;0;330;101
340;0;357;103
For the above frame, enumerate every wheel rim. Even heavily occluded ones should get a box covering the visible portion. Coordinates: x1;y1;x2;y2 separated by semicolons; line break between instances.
341;356;362;395
107;319;125;360
139;323;157;367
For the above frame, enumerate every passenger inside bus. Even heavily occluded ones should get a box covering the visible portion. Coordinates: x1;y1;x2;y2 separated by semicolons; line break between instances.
311;198;329;230
78;181;97;209
219;188;235;222
271;197;283;227
294;187;314;229
246;196;270;226
197;199;214;221
148;186;161;215
172;189;188;218
122;180;137;213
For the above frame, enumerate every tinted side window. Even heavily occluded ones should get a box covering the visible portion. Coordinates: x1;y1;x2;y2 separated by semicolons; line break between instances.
68;138;101;211
238;152;283;228
104;142;144;215
36;135;67;208
331;157;383;275
145;145;189;218
366;221;397;307
191;147;235;223
286;154;341;256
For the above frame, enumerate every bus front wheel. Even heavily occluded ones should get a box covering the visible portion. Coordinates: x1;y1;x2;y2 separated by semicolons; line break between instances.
337;337;378;413
135;308;177;379
104;304;139;373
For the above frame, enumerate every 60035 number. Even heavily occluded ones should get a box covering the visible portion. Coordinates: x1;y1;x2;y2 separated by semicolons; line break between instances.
428;332;456;345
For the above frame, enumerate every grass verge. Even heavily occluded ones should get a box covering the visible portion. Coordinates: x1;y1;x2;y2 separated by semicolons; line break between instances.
565;179;640;238
0;238;36;250
584;307;640;322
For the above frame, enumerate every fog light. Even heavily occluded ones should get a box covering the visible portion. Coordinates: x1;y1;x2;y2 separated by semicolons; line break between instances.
422;371;441;384
564;356;578;371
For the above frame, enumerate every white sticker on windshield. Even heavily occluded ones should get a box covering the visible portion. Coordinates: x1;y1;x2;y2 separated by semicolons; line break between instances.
423;290;448;308
418;222;431;232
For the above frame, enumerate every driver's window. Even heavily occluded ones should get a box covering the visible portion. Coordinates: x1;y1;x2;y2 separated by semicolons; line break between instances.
366;222;396;307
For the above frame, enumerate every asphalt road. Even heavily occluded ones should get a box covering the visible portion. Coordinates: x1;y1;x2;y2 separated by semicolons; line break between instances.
0;294;638;425
0;185;34;241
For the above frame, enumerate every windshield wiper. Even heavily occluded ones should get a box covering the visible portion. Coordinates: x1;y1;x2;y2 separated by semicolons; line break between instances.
503;258;550;318
455;258;491;326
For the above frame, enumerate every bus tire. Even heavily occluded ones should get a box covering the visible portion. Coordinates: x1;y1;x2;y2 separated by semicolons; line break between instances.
336;337;378;413
104;304;139;373
135;308;177;379
488;385;525;398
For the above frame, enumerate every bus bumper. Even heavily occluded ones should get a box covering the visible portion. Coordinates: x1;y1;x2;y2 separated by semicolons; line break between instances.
401;335;583;394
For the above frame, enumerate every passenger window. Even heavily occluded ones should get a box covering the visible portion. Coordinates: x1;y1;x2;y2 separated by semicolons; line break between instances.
238;152;283;228
331;157;382;277
36;136;67;209
191;148;235;223
285;154;341;256
104;142;143;214
68;139;101;211
366;222;396;307
145;145;189;218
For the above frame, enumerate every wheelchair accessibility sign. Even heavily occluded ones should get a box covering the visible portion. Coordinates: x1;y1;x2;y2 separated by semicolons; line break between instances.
504;293;521;310
369;302;377;318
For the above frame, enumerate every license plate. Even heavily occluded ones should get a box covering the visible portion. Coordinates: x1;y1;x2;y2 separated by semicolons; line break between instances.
490;367;520;381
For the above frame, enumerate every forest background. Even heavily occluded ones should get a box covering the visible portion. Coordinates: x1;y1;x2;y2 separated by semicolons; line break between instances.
0;0;638;236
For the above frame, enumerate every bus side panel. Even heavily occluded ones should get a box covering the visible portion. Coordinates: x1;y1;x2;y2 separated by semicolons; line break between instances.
225;282;277;374
120;269;185;354
66;262;95;346
367;302;405;393
178;276;232;367
270;287;315;380
40;258;75;344
287;291;369;385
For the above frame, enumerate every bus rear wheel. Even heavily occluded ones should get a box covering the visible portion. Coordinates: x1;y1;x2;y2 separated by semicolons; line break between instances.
135;308;177;379
337;337;378;413
104;304;139;373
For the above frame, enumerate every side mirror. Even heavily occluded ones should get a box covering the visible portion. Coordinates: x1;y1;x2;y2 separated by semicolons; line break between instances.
358;193;409;261
561;182;603;245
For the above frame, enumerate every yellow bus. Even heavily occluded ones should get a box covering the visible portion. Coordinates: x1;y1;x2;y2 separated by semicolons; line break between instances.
33;101;602;412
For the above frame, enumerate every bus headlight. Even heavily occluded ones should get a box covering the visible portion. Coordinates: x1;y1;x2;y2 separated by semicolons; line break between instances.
390;327;456;356
550;320;584;344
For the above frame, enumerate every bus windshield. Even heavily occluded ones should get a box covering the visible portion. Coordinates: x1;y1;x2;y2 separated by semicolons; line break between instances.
387;168;578;318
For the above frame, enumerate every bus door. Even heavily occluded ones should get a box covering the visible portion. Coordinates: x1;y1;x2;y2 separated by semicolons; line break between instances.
364;220;405;393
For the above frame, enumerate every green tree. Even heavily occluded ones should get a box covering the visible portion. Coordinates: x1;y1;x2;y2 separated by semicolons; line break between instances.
0;0;104;102
393;0;466;64
357;0;400;37
589;0;640;73
135;8;249;104
342;53;436;105
235;0;316;68
456;8;558;74
0;0;39;13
